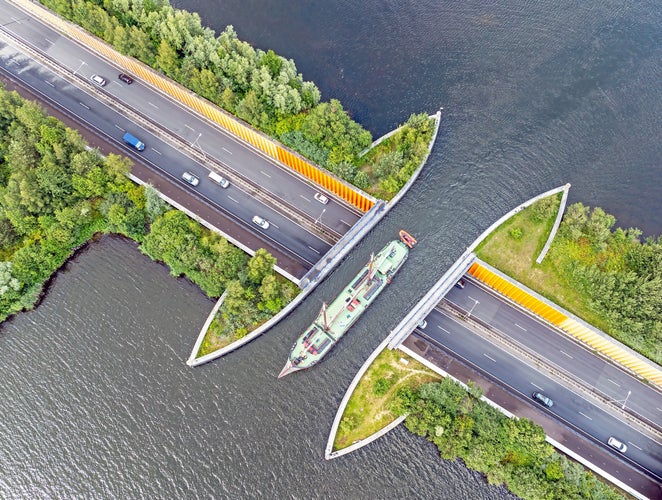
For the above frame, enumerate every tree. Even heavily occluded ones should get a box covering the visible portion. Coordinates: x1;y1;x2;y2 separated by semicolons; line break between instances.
246;248;276;285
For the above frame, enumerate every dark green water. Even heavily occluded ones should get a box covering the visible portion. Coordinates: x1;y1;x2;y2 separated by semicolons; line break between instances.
1;0;660;497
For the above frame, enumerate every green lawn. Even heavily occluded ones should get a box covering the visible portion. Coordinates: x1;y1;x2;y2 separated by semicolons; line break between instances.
333;348;441;451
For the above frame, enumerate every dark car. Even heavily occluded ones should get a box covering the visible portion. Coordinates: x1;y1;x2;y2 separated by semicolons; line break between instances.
455;278;466;289
118;73;134;84
532;392;554;408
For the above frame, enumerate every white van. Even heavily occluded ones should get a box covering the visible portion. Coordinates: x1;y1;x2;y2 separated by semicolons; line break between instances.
208;171;230;188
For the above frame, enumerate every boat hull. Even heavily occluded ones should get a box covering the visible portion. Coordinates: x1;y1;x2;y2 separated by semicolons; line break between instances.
279;237;411;377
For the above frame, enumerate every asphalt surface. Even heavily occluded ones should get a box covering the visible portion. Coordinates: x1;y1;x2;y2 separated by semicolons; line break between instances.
406;275;662;488
0;0;364;276
402;334;662;499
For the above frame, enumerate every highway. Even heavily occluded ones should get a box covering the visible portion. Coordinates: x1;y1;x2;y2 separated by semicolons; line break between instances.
0;0;363;269
414;279;662;481
445;279;662;429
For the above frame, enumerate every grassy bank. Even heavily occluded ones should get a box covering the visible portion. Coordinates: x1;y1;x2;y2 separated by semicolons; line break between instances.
476;194;661;363
333;349;441;451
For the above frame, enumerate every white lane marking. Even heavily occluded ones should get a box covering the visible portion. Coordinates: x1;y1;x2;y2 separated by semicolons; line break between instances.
437;326;450;334
468;295;478;302
307;246;320;254
222;147;233;154
152;148;162;155
559;350;573;359
483;353;496;362
45;38;54;44
79;102;90;110
607;378;620;387
260;170;271;178
185;124;195;131
628;442;642;451
515;323;527;331
340;219;352;227
657;407;662;412
531;382;543;390
148;102;158;109
45;81;55;87
300;195;311;202
227;196;239;203
578;411;592;421
114;124;125;132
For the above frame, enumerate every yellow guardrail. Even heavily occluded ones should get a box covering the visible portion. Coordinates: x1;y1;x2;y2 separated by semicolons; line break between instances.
13;0;375;212
468;261;662;387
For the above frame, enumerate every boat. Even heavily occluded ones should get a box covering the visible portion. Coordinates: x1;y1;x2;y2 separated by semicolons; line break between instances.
399;230;417;249
278;232;415;378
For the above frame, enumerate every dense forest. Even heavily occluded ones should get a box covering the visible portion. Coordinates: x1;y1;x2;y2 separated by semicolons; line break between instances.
38;0;434;199
0;85;295;325
396;379;622;500
549;203;662;363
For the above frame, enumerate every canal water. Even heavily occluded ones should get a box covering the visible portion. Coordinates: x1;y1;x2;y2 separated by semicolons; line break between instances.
1;0;660;498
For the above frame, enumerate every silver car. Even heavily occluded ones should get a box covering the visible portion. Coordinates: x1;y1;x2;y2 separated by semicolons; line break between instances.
90;74;107;87
252;215;269;229
182;172;199;186
607;436;627;453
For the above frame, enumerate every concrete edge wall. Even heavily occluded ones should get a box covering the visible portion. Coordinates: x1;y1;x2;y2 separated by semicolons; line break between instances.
325;336;395;459
536;183;571;263
187;111;444;367
399;345;648;500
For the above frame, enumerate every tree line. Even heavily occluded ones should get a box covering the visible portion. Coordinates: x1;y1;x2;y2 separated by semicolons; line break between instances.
0;84;296;329
396;379;622;499
38;0;434;199
549;203;662;364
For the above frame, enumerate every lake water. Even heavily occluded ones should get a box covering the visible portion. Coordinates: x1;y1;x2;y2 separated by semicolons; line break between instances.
1;0;660;498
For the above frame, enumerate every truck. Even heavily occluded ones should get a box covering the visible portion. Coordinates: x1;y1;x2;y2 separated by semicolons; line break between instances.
122;132;145;151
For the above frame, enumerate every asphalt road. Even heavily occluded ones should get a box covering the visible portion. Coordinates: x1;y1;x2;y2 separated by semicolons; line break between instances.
445;279;662;429
0;0;363;269
414;280;662;481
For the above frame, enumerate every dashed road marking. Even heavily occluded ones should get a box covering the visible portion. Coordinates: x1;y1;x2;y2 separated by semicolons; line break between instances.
114;124;125;131
148;102;158;109
222;147;233;154
437;326;450;334
531;382;543;390
607;378;620;387
515;323;527;331
228;196;239;203
79;102;89;110
628;442;642;451
45;81;55;87
560;350;573;359
152;148;162;155
578;411;592;421
260;170;271;178
340;219;352;227
483;353;496;362
45;38;54;44
185;124;195;131
300;195;311;202
308;246;320;254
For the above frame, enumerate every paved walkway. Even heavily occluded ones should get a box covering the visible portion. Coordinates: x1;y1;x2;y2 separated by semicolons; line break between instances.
402;335;661;499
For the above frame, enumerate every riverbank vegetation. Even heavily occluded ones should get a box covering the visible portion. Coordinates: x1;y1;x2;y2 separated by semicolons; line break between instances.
0;85;295;327
396;379;622;499
476;195;662;364
333;349;441;451
38;0;434;199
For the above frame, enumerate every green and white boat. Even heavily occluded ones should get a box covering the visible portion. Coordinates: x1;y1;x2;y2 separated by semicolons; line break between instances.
278;232;415;378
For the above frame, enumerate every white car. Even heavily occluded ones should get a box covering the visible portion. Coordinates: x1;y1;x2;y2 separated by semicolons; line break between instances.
607;436;627;453
90;74;107;87
182;172;199;186
252;215;270;229
314;192;329;204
